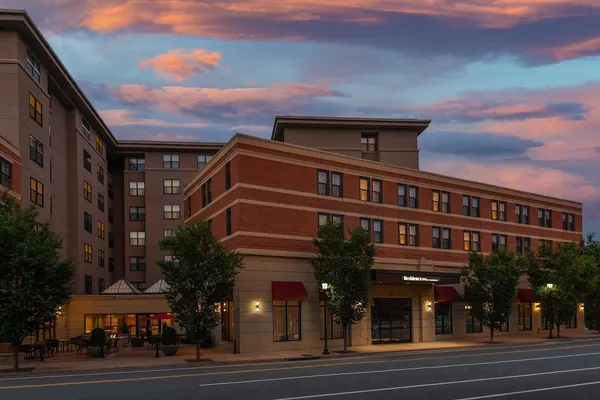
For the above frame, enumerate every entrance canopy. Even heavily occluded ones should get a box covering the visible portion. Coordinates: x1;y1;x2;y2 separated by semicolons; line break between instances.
101;279;142;295
271;281;309;301
435;286;463;303
516;288;536;302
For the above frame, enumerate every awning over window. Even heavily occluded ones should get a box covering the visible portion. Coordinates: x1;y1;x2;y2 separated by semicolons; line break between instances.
516;289;536;303
434;286;462;303
272;281;309;302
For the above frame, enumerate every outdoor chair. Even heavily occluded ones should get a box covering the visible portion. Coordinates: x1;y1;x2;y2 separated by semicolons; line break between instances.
112;338;120;353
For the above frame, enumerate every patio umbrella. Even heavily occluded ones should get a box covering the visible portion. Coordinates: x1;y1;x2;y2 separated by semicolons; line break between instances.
147;313;173;320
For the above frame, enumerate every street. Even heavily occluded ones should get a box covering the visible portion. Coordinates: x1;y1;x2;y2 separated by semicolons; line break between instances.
2;340;600;399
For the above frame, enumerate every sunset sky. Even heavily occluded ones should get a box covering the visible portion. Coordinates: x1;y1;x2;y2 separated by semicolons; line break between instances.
6;1;600;233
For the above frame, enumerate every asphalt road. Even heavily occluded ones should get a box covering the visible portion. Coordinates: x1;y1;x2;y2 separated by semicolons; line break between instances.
2;340;600;399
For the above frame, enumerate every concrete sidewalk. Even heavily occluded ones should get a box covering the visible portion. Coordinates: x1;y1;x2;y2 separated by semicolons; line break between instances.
2;332;598;376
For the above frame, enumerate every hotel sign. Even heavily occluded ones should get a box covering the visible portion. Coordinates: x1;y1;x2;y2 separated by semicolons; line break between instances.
402;275;440;283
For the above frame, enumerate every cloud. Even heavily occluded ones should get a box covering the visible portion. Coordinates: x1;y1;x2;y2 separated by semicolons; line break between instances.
138;48;222;81
99;109;209;128
420;131;543;158
230;124;270;134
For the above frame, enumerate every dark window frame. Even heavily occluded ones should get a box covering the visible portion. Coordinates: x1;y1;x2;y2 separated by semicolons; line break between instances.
442;227;451;249
517;302;532;332
226;207;232;236
466;308;483;333
273;301;302;342
361;132;378;152
84;212;92;233
129;157;145;171
432;190;441;212
225;162;231;190
359;177;370;202
129;206;146;221
472;197;480;217
129;256;147;271
372;179;382;203
84;243;92;263
163;154;180;169
97;220;105;239
98;193;104;212
163;179;181;195
30;177;44;207
409;224;419;247
29;135;44;167
84;275;93;294
409;186;418;209
83;150;92;172
29;93;43;126
397;184;407;207
331;172;343;197
432;226;441;249
360;218;371;235
82;118;90;140
97;164;105;185
435;303;452;335
83;181;92;202
207;179;212;203
129;181;145;196
463;230;471;252
26;50;41;83
0;157;12;188
317;169;329;196
163;204;181;220
97;249;105;268
441;191;450;213
372;219;383;243
462;195;471;216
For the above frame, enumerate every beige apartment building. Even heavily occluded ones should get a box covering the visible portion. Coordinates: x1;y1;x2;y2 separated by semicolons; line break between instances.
0;9;586;349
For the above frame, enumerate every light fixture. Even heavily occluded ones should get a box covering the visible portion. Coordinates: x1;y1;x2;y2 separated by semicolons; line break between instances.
535;303;541;311
255;300;260;313
546;283;554;289
321;282;329;291
580;303;585;311
426;301;432;312
465;304;472;310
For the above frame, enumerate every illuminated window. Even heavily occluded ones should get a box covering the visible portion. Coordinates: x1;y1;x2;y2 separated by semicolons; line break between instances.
30;177;44;206
29;93;43;126
129;231;146;246
129;181;145;196
163;179;181;194
95;136;104;154
83;181;92;202
359;178;369;201
97;221;105;239
84;243;92;263
163;204;181;220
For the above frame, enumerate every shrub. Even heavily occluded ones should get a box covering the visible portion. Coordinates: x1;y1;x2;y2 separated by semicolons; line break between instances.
90;328;107;347
161;326;178;346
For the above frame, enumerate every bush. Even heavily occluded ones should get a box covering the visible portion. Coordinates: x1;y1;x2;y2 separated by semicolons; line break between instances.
90;328;107;347
161;326;178;346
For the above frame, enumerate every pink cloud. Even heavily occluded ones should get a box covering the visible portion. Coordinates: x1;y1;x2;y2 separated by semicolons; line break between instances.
99;109;209;128
138;48;222;81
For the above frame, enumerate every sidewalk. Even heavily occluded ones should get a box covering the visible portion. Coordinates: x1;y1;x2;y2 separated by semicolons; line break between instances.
2;331;598;376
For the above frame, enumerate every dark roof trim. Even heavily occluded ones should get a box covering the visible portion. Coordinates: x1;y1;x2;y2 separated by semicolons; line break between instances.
115;140;225;154
271;115;432;141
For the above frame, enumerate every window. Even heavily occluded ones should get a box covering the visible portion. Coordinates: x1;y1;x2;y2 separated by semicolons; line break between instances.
516;237;523;254
163;154;179;168
318;213;330;229
84;212;92;232
226;207;232;236
359;177;370;201
516;205;522;224
129;231;146;246
545;210;552;228
84;243;92;263
318;170;331;196
524;237;531;254
129;157;145;171
523;206;530;224
540;239;553;249
83;150;92;172
129;181;145;196
83;181;92;202
197;155;212;169
499;234;507;249
462;195;471;216
97;221;105;239
409;186;418;208
442;228;451;249
163;179;181;194
499;202;506;221
29;135;43;167
361;133;378;152
332;214;344;228
164;229;174;238
99;278;105;293
225;162;231;190
207;219;212;233
463;231;471;251
201;184;207;207
108;257;114;272
517;302;532;331
397;184;407;207
0;157;12;187
95;136;104;154
568;214;575;231
399;223;408;246
186;198;192;218
432;227;441;249
563;213;575;231
331;172;343;197
273;301;301;342
566;312;577;329
84;275;92;294
491;201;498;220
164;204;181;220
432;190;440;212
466;308;483;333
126;203;143;227
82;118;90;139
320;302;344;340
129;257;146;271
372;180;382;203
206;179;212;203
442;192;450;213
435;303;452;335
492;234;499;252
373;219;383;243
97;249;105;268
409;224;419;246
472;232;480;252
26;50;41;83
108;208;114;224
98;193;104;212
29;93;42;126
538;208;552;228
472;197;480;217
97;165;104;184
108;183;114;200
109;233;114;248
360;218;370;234
30;177;44;206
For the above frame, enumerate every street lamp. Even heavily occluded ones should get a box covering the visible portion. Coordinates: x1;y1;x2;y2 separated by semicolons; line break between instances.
321;282;330;355
546;283;554;289
546;283;554;339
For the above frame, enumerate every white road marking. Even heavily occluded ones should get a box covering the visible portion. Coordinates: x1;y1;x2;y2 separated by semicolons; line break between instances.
198;351;600;387
455;380;600;399
272;365;600;400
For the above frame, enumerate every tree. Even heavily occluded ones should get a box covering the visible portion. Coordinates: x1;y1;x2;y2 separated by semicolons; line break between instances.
158;221;243;361
0;192;74;371
312;221;375;352
524;241;598;338
461;248;521;343
581;234;600;331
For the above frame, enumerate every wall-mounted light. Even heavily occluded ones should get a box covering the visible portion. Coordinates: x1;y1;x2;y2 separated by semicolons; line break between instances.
56;306;63;316
426;301;432;312
465;304;472;310
579;303;585;311
535;303;541;311
255;300;260;313
321;282;329;291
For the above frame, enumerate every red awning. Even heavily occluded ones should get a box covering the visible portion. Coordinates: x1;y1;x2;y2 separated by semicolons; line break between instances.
272;281;310;302
516;289;535;303
435;286;462;303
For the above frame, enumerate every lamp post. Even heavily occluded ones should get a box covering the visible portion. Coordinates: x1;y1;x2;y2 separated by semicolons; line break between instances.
546;283;554;339
321;282;330;355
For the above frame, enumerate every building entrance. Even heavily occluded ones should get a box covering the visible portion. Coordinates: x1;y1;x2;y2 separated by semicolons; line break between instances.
371;298;412;344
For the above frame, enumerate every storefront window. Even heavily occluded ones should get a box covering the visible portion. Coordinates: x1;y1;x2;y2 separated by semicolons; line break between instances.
221;301;234;342
273;301;301;342
541;304;552;330
517;302;532;331
465;308;482;333
320;302;344;340
566;312;577;329
435;303;452;335
84;313;171;337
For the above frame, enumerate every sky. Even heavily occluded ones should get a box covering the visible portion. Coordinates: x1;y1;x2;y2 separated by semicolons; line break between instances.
5;0;600;233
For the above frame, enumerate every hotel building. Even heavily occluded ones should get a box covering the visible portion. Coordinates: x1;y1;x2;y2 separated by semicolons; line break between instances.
0;9;585;351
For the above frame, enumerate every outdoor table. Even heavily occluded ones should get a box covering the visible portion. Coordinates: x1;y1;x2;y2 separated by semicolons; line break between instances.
58;339;69;353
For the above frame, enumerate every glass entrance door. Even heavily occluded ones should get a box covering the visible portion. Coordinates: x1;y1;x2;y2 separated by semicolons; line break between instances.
371;298;412;344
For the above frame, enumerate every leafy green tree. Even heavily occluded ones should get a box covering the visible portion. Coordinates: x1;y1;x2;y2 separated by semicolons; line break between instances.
158;221;243;361
462;248;521;343
312;221;375;351
0;192;74;371
581;234;600;330
523;242;597;338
